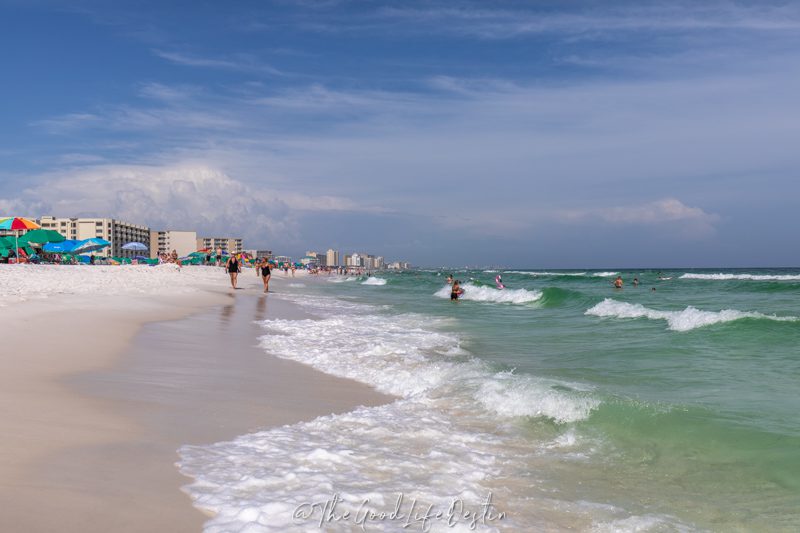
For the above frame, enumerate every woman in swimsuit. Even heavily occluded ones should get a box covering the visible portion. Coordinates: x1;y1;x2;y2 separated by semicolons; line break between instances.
226;254;241;289
259;259;271;292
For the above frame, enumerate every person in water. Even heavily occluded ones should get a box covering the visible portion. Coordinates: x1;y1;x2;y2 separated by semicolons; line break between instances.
446;274;453;285
225;253;241;289
451;280;462;300
495;275;505;289
258;258;271;292
614;276;623;289
633;277;639;287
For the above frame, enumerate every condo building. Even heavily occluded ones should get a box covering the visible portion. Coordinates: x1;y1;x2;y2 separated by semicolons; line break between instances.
326;248;340;267
150;230;197;258
38;216;150;258
197;237;243;254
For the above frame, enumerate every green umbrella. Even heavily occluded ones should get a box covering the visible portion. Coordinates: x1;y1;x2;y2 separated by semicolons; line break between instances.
18;229;65;246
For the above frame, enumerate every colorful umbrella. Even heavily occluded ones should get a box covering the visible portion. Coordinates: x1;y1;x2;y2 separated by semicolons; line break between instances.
72;238;111;255
0;217;41;261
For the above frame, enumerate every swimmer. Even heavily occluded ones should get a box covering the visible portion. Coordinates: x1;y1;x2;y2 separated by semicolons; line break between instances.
633;277;639;287
451;280;463;301
495;275;505;289
614;276;623;289
446;274;454;285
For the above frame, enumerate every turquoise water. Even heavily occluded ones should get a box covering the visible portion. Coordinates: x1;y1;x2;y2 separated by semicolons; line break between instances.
298;269;800;530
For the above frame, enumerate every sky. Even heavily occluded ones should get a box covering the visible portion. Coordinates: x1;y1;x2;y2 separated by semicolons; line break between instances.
1;0;799;267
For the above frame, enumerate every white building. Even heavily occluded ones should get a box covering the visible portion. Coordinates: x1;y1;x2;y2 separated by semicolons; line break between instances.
38;216;150;258
150;230;197;258
326;248;339;267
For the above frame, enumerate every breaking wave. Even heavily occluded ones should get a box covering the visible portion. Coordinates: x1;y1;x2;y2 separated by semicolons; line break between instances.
585;299;798;332
434;283;543;304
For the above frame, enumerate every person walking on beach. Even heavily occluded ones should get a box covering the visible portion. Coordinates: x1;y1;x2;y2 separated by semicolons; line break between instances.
258;258;271;292
216;247;223;267
226;253;241;289
614;276;623;289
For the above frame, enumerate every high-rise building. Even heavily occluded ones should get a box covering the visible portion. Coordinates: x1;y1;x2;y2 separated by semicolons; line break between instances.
326;249;339;267
38;216;150;258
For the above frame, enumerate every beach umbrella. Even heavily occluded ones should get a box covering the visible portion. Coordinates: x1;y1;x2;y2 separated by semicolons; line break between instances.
122;242;148;252
0;217;41;261
18;229;65;246
72;238;111;255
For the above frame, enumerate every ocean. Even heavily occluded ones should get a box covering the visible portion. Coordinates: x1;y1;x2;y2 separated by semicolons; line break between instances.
180;269;800;532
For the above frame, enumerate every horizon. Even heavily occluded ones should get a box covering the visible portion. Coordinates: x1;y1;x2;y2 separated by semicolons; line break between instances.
2;1;799;266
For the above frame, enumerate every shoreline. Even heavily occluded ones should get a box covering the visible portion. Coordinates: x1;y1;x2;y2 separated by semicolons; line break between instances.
0;271;393;532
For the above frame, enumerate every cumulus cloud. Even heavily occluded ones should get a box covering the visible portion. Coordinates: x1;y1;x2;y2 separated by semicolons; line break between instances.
3;163;370;246
557;198;719;237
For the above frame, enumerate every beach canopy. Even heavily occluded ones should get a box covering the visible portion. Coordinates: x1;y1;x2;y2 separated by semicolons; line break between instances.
18;229;65;246
72;238;111;255
43;239;82;254
122;242;148;251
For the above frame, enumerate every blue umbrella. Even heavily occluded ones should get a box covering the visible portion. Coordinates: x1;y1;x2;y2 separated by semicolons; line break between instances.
122;242;148;251
43;239;81;254
72;238;111;254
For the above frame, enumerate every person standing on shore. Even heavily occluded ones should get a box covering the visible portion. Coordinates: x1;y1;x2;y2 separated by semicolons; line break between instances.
226;253;241;289
258;258;271;292
216;247;222;267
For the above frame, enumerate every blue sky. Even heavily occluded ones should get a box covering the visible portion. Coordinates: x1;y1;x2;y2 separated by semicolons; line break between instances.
1;0;799;267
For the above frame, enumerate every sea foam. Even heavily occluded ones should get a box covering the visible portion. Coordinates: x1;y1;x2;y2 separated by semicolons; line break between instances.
585;298;798;332
180;292;601;531
680;273;800;281
361;277;387;286
434;283;543;304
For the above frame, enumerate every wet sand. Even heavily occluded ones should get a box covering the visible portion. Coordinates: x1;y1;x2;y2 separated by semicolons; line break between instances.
0;276;392;532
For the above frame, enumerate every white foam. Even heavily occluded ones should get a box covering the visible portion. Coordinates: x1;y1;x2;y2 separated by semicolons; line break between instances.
180;294;604;532
327;276;358;283
585;298;798;332
434;283;543;305
477;371;598;424
591;272;619;277
680;273;800;281
0;263;224;306
361;277;387;286
509;271;587;276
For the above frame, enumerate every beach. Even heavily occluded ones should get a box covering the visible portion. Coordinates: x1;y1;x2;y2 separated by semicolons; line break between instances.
3;265;800;532
0;265;391;532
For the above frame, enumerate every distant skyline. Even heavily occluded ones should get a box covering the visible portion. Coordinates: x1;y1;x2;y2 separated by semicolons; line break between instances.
1;0;799;267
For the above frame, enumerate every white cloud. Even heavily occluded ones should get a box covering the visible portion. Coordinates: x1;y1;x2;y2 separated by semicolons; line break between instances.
152;49;284;76
5;163;372;246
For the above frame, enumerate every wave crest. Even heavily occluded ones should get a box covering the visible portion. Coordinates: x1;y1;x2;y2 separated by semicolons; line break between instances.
585;298;798;332
434;283;543;304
